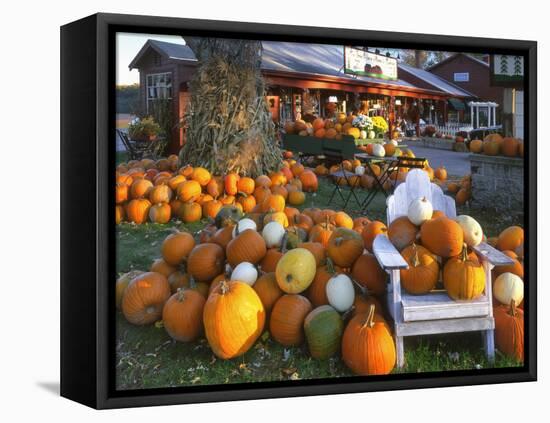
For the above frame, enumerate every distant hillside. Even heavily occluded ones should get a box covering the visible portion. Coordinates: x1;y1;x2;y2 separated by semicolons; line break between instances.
116;84;139;114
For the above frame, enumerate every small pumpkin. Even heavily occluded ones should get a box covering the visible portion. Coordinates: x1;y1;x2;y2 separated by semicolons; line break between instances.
309;219;335;248
187;243;225;282
497;226;524;251
226;229;267;267
262;221;286;248
204;281;265;359
232;218;257;238
407;197;433;226
350;254;387;296
214;205;244;228
342;305;396;375
326;228;364;268
362;221;388;253
299;170;319;192
270;294;312;346
297;242;326;267
493;272;524;306
494;300;524;361
455;215;483;247
275;248;317;294
115;270;143;309
253;272;283;314
149;184;172;204
326;273;355;312
443;244;485;300
179;201;202;223
150;258;177;279
127;198;152;224
162;289;205;342
149;203;171;224
388;216;418;251
177;180;202;202
121;272;171;325
161;231;195;266
304;305;344;359
400;243;439;294
230;262;258;286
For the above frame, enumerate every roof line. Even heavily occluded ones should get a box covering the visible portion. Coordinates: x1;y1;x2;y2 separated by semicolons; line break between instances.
426;52;489;71
398;65;475;98
128;40;168;70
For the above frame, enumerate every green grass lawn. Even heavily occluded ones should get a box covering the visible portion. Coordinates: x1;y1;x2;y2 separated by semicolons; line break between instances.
115;173;523;390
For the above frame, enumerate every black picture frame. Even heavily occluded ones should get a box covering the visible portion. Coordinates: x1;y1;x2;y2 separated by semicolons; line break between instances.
60;12;537;409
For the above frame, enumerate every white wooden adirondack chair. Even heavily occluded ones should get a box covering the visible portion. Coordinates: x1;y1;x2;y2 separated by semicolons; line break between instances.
372;169;514;368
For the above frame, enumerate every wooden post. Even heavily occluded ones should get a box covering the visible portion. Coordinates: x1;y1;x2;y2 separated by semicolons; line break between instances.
415;99;421;137
389;95;395;139
443;100;447;124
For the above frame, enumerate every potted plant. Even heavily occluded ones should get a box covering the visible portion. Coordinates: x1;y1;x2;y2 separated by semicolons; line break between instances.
128;116;162;141
371;116;388;138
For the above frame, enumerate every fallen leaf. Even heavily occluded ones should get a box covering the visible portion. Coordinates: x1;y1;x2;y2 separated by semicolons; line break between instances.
281;367;297;376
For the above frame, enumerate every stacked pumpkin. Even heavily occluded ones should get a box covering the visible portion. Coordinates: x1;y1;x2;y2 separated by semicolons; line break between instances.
117;203;398;376
469;133;524;158
115;155;319;225
445;174;472;206
284;113;370;140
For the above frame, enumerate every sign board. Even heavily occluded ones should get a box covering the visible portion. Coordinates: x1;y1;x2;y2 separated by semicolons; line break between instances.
344;46;398;80
491;55;524;86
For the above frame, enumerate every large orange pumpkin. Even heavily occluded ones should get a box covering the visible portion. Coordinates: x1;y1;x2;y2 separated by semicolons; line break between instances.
443;244;485;300
204;281;265;359
177;180;202;202
342;305;396;375
121;272;171;325
309;219;335;248
388;216;418;251
501;137;519;157
187;243;225;282
299;170;319;192
469;139;483;153
162;289;206;342
270;294;312;346
351;254;387;296
179;201;202;223
149;184;172;204
420;216;464;257
494;300;524;361
497;226;524;251
149;203;171;223
400;243;439;294
130;178;153;199
362;221;388;253
326;228;364;267
237;177;255;195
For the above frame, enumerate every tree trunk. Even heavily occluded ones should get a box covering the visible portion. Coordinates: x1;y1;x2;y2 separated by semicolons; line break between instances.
178;37;282;177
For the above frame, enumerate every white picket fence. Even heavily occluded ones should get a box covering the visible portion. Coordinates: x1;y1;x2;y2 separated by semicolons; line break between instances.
432;123;473;137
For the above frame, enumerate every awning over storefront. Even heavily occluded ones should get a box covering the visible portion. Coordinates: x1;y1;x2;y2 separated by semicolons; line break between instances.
448;98;466;110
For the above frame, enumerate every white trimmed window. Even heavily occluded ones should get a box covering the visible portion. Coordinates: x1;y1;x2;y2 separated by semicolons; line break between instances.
453;72;470;82
146;73;172;112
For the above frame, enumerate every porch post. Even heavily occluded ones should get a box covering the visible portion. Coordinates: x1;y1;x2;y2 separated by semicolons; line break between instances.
493;106;497;126
389;95;395;138
470;103;474;127
415;98;421;137
476;105;479;129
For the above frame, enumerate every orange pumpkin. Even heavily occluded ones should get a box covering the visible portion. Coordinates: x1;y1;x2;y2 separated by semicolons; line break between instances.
352;217;371;234
494;300;524;361
209;225;234;250
434;166;447;181
400;244;439;294
493;251;524;279
224;173;239;196
299;170;319;192
501;137;519;157
420;216;464;258
130;178;154;199
148;203;171;223
362;221;388;253
179;201;202;223
270;184;288;200
469;139;483;153
237;177;255;195
162;289;205;342
497;226;524;251
253;272;284;314
126;198;152;224
297;242;326;267
388;216;418;251
304;263;334;307
121;272;171;325
326;228;364;268
351;254;387;296
342;305;396;375
204;281;265;359
288;190;306;206
203;200;223;219
187;243;225;282
177;180;202;202
255;174;272;188
443;244;485;300
270;294;312;346
309;219;335;248
115;204;125;224
115;183;128;204
226;229;267;267
263;194;285;213
149;184;172;204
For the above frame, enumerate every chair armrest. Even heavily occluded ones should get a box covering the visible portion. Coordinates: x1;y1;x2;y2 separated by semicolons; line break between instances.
473;242;515;266
372;235;408;270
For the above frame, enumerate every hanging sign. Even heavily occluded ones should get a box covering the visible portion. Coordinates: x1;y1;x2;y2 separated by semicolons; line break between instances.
344;46;398;80
491;55;524;86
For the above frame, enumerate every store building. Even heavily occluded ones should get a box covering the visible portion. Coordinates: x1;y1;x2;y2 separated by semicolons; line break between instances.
129;40;475;152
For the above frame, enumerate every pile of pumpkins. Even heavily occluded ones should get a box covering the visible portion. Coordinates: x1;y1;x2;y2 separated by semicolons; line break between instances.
446;174;472;206
117;204;399;376
385;197;524;361
284;113;389;141
469;133;524;158
115;155;319;225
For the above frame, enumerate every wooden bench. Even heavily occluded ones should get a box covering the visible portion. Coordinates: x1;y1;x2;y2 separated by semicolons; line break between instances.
372;169;514;368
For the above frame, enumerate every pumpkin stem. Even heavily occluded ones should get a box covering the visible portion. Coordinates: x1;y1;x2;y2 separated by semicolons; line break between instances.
326;257;336;275
364;304;376;329
220;280;229;295
176;288;185;302
509;299;517;317
280;232;288;254
411;243;420;267
460;243;468;262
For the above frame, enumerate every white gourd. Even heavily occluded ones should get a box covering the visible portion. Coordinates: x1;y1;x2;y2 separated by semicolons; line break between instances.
232;218;257;238
408;197;433;225
372;144;386;157
326;274;355;312
494;272;524;306
355;165;365;175
455;215;483;247
360;130;367;139
230;262;258;286
262;221;286;248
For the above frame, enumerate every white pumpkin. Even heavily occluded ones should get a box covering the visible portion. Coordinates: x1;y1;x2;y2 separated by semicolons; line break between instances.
455;215;483;247
390;139;398;146
230;262;258;286
262;221;285;248
494;272;524;306
306;126;314;135
407;197;433;226
372;143;386;157
360;130;367;139
368;130;376;139
355;165;365;175
232;218;257;238
326;273;355;312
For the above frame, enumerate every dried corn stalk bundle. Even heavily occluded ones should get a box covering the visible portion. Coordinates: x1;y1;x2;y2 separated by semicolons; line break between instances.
179;37;282;177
